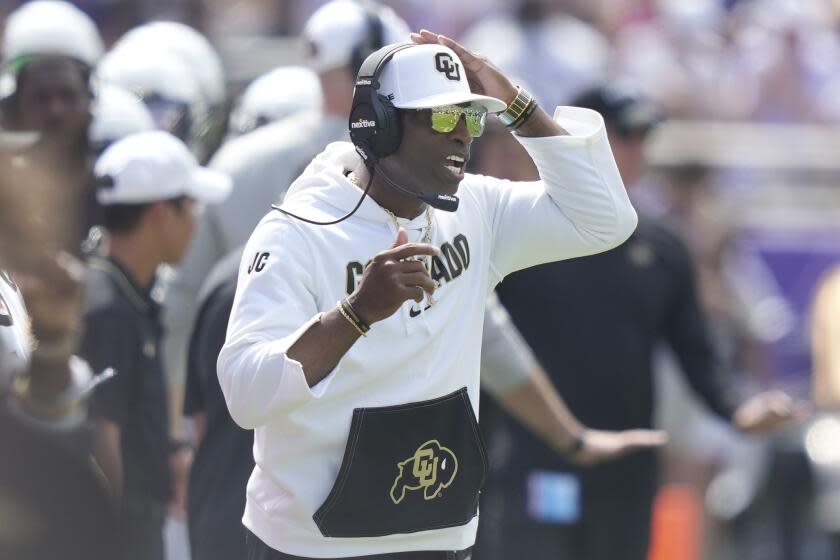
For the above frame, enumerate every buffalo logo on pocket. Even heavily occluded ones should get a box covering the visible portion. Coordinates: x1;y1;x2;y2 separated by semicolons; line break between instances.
390;439;458;505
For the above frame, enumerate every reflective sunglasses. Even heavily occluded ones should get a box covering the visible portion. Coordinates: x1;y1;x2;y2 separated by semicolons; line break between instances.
425;104;488;138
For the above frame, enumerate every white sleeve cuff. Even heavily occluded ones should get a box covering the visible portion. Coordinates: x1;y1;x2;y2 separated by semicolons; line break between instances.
270;312;338;403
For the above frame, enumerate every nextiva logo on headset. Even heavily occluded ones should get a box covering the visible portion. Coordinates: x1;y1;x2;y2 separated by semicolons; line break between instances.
350;118;377;129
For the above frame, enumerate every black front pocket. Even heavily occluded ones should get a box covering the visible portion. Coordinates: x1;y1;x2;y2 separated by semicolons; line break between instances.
313;387;488;538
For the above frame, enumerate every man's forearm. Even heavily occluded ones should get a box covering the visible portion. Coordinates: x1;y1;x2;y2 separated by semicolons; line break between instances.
496;367;584;454
514;104;568;138
93;419;123;502
286;307;362;387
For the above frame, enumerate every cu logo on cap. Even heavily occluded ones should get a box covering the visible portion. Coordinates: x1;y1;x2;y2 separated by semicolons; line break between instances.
434;53;461;81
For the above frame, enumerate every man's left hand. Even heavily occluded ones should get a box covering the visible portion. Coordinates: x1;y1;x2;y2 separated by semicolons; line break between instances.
733;390;812;434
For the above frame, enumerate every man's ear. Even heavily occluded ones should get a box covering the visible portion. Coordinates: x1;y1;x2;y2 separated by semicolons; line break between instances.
144;200;170;226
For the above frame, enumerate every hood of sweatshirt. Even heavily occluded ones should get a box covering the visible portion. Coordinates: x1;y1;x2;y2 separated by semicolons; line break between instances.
281;141;434;232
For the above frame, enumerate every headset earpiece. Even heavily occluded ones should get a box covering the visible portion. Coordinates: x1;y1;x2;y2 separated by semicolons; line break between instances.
369;93;400;159
349;43;415;162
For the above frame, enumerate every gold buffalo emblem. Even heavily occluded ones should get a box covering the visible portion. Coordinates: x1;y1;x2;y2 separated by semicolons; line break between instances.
390;439;458;505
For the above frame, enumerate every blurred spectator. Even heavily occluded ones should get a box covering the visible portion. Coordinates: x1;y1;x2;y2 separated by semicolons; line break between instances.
474;84;803;560
460;0;609;107
611;0;761;120
735;0;840;124
0;129;117;560
111;21;228;161
161;0;410;437
1;0;104;245
82;131;230;560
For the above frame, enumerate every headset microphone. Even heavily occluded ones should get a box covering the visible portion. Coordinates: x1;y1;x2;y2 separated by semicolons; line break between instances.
374;165;459;212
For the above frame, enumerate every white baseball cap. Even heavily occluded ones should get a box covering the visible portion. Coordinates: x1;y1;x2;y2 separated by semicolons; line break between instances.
378;44;507;113
94;131;231;206
303;0;410;72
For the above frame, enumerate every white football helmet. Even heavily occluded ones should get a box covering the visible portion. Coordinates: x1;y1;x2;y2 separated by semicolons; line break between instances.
1;1;104;97
112;22;226;161
89;84;155;154
228;66;322;137
97;44;204;151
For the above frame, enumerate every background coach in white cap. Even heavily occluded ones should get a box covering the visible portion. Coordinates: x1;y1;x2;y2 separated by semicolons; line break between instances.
219;30;666;559
81;131;230;560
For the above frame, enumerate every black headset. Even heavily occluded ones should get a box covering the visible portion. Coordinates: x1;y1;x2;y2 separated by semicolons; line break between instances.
272;41;460;224
348;42;415;163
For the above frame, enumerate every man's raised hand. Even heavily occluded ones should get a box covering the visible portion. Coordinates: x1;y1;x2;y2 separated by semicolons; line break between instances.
348;228;440;324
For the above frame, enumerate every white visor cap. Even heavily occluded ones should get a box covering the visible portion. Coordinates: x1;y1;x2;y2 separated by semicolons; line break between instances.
95;130;231;205
377;44;507;113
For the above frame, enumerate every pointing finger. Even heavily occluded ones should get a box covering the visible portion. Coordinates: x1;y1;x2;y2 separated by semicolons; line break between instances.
390;228;409;249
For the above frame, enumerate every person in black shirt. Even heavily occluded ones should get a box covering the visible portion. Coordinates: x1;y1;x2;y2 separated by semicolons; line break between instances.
474;85;806;560
183;250;252;560
82;130;230;560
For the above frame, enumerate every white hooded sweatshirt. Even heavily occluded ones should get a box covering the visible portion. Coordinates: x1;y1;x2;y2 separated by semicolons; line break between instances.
218;107;637;557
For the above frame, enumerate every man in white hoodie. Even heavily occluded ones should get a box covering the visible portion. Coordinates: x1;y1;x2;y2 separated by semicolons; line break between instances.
219;31;665;559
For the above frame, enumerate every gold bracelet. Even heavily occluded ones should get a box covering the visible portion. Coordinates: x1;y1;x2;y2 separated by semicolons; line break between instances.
509;97;538;131
499;86;534;127
344;299;371;334
336;300;368;337
341;298;368;329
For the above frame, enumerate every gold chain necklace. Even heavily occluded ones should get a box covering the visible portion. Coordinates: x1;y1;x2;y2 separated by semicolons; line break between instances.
348;172;433;244
349;172;436;306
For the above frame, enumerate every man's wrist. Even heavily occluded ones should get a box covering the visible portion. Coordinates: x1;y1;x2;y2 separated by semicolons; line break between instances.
559;429;586;457
498;86;534;128
336;299;369;337
346;294;373;326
